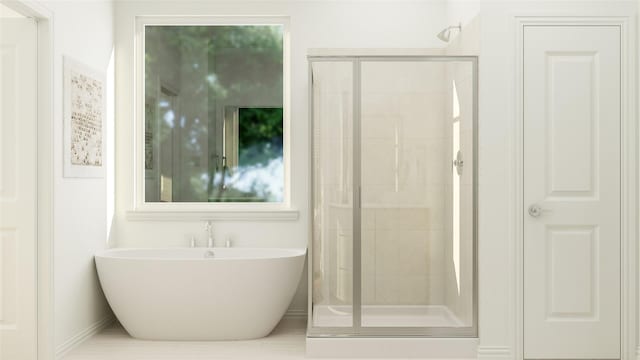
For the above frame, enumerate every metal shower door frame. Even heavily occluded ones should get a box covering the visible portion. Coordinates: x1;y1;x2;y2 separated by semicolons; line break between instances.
307;55;478;338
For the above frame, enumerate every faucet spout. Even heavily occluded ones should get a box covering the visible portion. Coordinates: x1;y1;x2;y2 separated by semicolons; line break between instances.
204;221;214;248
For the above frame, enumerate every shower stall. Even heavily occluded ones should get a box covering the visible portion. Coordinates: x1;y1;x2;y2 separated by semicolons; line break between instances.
308;54;477;338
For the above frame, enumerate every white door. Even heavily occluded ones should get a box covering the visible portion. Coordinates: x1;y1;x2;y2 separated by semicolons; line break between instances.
0;18;38;360
523;25;621;359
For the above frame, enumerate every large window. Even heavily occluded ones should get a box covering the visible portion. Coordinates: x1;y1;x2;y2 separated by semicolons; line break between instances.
143;21;286;204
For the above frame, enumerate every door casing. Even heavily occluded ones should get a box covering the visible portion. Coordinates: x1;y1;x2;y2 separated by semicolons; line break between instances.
2;1;55;359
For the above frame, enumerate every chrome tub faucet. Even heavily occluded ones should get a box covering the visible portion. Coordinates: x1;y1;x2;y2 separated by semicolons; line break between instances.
204;221;214;248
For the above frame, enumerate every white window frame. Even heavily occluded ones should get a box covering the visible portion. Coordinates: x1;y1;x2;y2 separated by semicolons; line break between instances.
129;16;296;221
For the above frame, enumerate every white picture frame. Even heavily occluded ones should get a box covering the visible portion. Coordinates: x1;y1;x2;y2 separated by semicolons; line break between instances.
63;56;106;178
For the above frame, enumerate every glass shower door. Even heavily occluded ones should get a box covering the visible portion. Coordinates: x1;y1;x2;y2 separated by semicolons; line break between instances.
358;59;475;331
309;56;477;337
311;61;354;329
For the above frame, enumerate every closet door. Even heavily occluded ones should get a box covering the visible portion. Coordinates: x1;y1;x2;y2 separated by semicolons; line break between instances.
0;18;38;360
523;25;621;359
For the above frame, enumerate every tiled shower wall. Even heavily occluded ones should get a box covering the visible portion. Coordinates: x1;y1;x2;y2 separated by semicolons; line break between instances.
361;208;443;305
359;61;447;306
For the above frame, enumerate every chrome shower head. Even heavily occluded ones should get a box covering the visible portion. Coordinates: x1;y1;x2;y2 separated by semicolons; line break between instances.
437;23;462;42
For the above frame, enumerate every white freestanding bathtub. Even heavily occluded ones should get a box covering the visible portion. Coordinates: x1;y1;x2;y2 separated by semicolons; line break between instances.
95;248;306;341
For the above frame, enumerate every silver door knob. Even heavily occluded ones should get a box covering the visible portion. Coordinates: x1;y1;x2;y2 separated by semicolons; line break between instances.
529;204;549;217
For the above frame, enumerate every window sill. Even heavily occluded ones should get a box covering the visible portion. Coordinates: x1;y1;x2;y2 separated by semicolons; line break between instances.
125;209;300;222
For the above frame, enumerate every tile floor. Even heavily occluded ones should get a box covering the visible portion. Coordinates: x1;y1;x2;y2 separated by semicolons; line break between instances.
62;318;307;360
62;317;427;359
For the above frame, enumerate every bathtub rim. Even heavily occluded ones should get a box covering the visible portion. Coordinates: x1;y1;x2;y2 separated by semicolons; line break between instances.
95;247;307;261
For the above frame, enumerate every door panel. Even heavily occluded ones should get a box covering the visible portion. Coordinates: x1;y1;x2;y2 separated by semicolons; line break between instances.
0;18;38;360
523;26;620;359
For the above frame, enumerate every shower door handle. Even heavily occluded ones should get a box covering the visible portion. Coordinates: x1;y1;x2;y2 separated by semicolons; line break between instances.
453;150;464;175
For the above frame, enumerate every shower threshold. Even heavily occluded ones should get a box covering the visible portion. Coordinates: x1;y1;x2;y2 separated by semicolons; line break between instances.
312;305;465;328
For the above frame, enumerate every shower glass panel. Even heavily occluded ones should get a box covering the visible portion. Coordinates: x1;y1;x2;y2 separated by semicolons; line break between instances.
310;56;477;337
360;60;475;329
311;61;354;328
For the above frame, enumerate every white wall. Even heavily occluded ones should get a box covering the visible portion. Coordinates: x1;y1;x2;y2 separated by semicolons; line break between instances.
113;0;449;315
445;1;637;358
112;1;637;352
0;3;25;17
42;0;116;354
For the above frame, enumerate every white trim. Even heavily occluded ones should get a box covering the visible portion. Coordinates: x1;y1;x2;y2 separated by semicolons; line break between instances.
513;16;526;360
126;209;299;222
477;346;512;360
6;1;56;359
54;316;115;360
135;15;290;26
283;309;307;320
307;48;445;57
131;15;293;216
619;12;638;360
36;12;55;360
513;15;637;360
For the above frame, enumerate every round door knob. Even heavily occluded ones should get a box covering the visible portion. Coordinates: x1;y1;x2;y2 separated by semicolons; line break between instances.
528;204;542;217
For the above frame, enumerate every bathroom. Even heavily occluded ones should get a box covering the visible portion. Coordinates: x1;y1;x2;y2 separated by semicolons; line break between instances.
0;0;638;359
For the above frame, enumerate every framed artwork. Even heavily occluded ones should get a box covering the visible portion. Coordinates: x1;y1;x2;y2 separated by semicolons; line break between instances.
63;56;106;178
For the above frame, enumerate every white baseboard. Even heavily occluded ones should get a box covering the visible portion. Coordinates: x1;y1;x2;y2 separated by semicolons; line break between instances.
477;346;512;360
283;309;307;320
55;316;115;360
